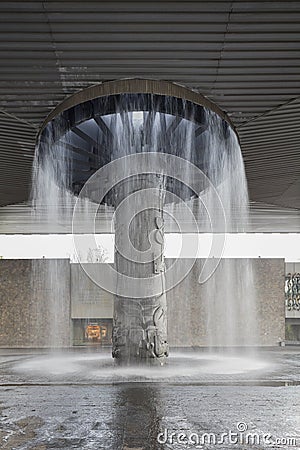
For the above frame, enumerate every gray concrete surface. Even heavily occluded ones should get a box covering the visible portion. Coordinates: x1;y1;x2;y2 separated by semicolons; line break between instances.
0;348;299;449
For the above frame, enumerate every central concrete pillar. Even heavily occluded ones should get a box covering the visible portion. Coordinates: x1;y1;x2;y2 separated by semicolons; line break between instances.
112;174;169;365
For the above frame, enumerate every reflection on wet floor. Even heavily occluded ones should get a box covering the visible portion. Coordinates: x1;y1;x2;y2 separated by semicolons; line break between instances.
114;386;164;450
0;348;299;449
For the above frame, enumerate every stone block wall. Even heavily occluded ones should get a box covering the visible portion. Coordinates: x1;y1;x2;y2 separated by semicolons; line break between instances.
0;258;285;348
255;258;285;345
0;259;71;347
167;258;285;347
71;263;113;319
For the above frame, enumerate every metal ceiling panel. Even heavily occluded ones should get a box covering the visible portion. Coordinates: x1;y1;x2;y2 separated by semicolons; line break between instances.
0;0;299;215
1;201;299;234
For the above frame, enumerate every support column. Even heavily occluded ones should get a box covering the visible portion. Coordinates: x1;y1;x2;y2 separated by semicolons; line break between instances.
112;174;169;365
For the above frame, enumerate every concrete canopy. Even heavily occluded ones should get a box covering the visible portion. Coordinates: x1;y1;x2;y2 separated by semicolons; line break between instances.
0;0;299;211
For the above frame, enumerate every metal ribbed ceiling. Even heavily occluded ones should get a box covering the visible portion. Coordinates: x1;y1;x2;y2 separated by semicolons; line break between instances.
1;201;300;234
0;0;299;212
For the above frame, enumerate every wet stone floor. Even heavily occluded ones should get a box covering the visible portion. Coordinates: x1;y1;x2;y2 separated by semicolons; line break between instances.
0;348;299;450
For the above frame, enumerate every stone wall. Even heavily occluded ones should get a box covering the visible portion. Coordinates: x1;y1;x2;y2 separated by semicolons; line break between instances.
0;258;285;348
0;259;71;347
71;264;113;319
167;258;285;347
255;258;285;345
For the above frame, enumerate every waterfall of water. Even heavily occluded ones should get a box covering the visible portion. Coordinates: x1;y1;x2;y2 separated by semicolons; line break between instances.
31;128;74;348
200;112;257;348
32;95;257;352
